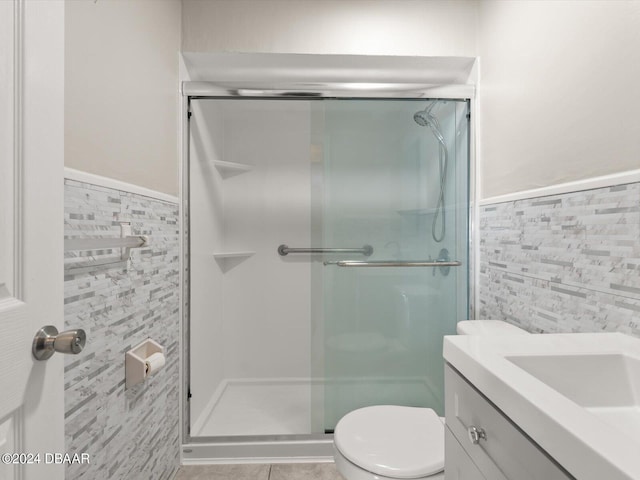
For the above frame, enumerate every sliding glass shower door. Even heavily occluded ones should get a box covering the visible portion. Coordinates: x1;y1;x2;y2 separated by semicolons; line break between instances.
186;96;469;443
310;99;469;432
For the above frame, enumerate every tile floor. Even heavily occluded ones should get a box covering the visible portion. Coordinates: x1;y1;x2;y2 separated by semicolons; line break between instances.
174;463;345;480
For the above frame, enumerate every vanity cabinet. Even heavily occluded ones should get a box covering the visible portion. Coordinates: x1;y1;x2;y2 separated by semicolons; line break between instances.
445;429;487;480
444;365;574;480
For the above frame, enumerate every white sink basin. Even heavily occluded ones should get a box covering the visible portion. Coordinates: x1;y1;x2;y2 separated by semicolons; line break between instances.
507;353;640;440
443;332;640;480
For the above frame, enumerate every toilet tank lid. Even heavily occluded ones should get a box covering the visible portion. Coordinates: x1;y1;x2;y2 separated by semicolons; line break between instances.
456;320;528;335
334;406;444;478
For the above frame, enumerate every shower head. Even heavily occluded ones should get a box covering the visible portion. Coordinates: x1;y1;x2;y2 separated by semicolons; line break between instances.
413;110;434;127
414;104;446;146
413;101;438;127
413;100;449;244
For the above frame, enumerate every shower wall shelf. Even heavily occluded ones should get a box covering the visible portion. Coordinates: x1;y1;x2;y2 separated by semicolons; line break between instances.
397;205;457;216
213;251;255;272
397;208;434;216
213;160;252;177
212;251;255;259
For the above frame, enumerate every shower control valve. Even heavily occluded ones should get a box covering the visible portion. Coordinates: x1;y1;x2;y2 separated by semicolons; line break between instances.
436;248;452;277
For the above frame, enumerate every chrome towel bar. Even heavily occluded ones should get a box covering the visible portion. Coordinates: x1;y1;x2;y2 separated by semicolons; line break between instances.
278;244;373;256
324;260;462;267
64;236;148;252
64;221;149;273
64;235;149;273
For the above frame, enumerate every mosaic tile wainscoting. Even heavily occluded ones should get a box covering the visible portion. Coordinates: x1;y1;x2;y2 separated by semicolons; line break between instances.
64;179;180;480
479;181;640;336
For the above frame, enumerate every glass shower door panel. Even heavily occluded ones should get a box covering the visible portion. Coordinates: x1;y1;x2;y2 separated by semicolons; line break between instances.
315;99;469;431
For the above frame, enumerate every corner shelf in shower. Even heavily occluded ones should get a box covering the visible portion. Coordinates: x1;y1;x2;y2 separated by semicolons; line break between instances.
212;251;255;259
213;160;252;178
212;251;255;272
397;205;456;216
397;208;436;216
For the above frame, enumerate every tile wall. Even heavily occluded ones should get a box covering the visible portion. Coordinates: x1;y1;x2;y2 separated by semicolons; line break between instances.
63;179;180;479
479;181;640;335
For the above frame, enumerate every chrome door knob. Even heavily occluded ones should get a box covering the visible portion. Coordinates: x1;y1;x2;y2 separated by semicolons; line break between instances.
467;425;487;445
32;325;87;361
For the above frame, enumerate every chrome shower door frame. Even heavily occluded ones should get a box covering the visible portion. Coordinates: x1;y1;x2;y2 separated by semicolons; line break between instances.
180;76;476;464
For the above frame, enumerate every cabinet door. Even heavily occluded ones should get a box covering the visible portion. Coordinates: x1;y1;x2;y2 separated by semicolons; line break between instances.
445;428;487;480
445;365;574;480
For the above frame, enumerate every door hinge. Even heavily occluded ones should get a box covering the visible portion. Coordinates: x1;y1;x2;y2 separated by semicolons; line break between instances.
187;111;192;120
187;388;192;400
466;112;471;120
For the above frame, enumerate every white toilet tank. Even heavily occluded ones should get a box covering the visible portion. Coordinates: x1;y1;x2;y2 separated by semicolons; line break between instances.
456;320;529;335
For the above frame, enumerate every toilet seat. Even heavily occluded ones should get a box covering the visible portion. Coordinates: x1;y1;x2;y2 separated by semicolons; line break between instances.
334;406;444;479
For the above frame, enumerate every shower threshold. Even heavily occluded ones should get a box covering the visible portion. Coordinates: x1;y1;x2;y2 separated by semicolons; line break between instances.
185;378;335;463
185;376;439;463
181;437;334;465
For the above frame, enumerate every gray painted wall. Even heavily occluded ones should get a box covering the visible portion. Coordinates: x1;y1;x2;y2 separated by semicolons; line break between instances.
65;2;181;196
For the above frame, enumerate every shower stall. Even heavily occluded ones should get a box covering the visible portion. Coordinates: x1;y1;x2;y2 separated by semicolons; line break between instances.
182;63;471;459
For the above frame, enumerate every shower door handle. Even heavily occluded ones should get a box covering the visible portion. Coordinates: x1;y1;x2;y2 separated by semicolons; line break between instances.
323;260;462;267
325;248;461;275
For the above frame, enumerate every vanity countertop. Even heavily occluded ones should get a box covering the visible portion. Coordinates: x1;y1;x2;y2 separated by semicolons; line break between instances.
443;332;640;480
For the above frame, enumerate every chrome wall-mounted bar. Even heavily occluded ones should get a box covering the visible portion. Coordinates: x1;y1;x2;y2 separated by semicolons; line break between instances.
324;260;462;267
64;235;148;273
278;244;373;257
64;236;148;252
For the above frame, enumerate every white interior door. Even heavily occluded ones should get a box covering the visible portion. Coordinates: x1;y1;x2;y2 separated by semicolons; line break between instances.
0;1;65;479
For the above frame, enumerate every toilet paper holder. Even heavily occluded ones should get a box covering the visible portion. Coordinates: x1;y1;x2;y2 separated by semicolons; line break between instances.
125;339;165;389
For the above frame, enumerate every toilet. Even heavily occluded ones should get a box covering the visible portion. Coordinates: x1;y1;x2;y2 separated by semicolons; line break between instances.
333;320;528;480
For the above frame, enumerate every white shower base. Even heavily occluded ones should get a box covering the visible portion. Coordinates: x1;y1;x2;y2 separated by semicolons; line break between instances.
194;379;312;437
191;377;440;438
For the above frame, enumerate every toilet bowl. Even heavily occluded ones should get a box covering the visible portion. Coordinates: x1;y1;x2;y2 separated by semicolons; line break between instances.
333;320;528;480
